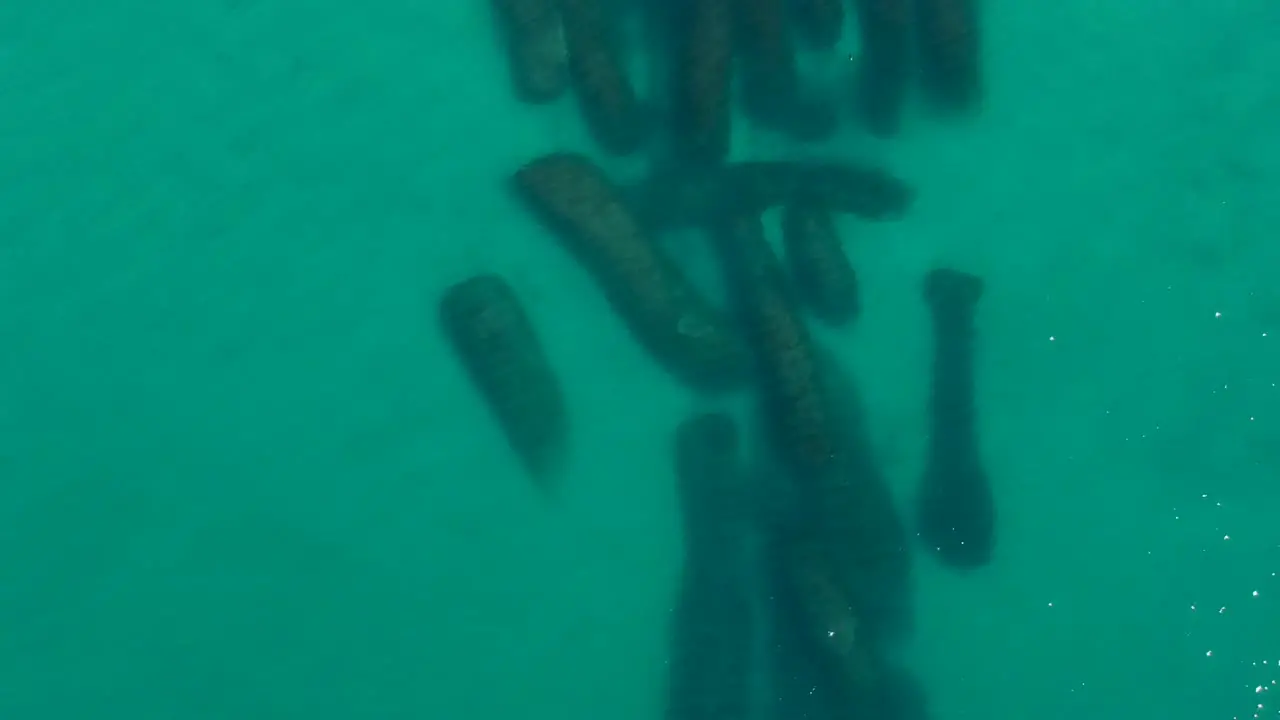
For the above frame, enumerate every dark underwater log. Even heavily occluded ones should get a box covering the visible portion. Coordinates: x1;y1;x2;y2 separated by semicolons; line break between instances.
666;413;756;720
805;351;915;646
560;0;649;154
767;585;841;720
781;536;875;689
782;201;859;326
917;268;994;568
439;273;567;487
669;0;735;165
794;161;914;219
866;663;934;720
769;537;928;720
716;213;913;644
490;0;568;103
735;0;838;141
768;518;917;720
852;0;914;136
914;0;981;111
790;0;846;49
514;152;747;392
625;160;914;234
735;0;799;119
715;212;843;483
721;160;916;222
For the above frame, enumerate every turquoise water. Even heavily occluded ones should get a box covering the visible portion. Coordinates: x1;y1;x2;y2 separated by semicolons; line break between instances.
0;1;1276;718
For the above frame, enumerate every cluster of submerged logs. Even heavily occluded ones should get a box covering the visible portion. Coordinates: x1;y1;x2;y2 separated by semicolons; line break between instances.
491;0;980;156
437;0;995;717
441;158;993;713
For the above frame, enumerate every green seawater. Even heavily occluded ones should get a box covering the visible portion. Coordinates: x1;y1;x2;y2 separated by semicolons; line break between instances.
0;2;1275;718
